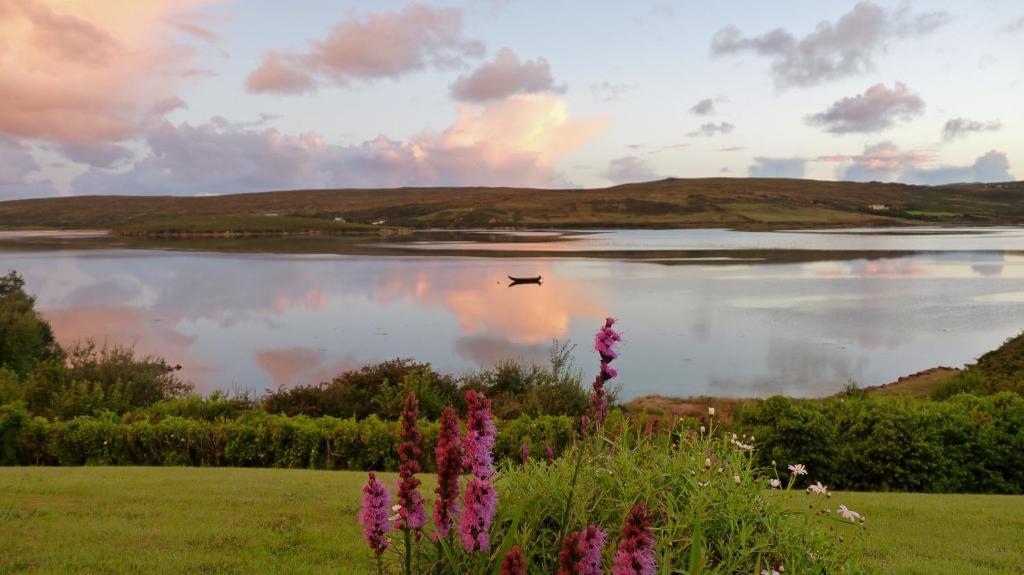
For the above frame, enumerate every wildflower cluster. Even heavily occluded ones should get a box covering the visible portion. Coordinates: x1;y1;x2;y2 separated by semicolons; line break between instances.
460;390;498;552
612;503;657;575
558;525;606;575
358;471;391;557
591;317;621;427
394;393;425;530
432;407;462;539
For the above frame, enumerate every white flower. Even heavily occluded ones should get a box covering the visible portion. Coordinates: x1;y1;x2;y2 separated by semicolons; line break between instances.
769;478;782;489
806;481;828;496
704;457;711;468
708;407;716;416
837;504;862;522
787;463;808;476
761;569;781;575
391;504;402;512
733;475;741;485
700;425;706;434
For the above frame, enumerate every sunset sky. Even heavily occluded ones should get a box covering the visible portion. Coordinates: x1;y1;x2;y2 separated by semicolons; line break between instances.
1;0;1021;200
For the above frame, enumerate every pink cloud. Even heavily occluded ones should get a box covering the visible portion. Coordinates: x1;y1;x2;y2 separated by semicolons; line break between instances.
245;3;484;94
823;142;1012;184
806;82;924;133
0;0;220;146
72;94;606;194
450;48;562;102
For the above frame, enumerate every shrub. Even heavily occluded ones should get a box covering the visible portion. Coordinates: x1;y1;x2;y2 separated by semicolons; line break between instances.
22;343;192;419
736;392;1024;493
0;271;60;378
263;359;460;420
2;410;578;472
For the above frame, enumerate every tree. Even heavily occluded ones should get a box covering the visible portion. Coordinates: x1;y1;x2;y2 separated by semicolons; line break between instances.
0;271;60;378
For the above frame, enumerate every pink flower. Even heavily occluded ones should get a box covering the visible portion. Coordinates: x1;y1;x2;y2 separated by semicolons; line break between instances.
459;390;498;553
500;545;527;575
394;392;424;530
612;503;657;575
459;476;497;552
463;390;496;479
433;407;462;538
546;445;555;465
590;317;622;427
578;526;606;575
520;442;529;465
358;471;392;556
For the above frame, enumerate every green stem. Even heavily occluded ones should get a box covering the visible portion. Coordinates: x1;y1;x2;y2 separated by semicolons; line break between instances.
404;528;412;575
556;440;586;546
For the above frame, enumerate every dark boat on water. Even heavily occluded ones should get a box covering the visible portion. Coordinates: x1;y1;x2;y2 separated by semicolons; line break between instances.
508;275;543;285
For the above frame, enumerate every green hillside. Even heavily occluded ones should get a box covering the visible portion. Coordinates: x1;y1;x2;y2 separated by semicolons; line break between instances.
1;178;1022;231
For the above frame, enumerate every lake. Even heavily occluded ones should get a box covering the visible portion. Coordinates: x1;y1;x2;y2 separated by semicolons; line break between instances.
2;227;1023;399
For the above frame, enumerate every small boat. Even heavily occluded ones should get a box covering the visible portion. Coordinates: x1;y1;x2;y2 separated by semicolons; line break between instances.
508;275;543;284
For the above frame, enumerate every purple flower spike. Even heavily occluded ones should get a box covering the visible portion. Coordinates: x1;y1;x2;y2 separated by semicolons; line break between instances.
394;392;424;530
612;503;657;575
463;390;496;479
433;407;462;538
459;476;497;552
358;471;392;556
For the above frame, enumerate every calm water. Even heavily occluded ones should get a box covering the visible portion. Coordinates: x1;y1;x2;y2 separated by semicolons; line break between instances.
2;228;1023;398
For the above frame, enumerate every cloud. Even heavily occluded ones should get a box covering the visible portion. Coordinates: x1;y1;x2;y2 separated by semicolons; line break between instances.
825;141;931;181
589;81;636;102
902;150;1013;185
245;4;484;94
0;137;58;199
711;2;950;88
828;142;1012;184
0;0;219;145
255;347;358;388
942;118;1002;141
450;48;562;102
607;156;659;184
748;157;807;178
687;122;734;137
173;21;220;43
689;98;716;115
806;82;923;133
1002;16;1024;33
72;95;605;195
56;142;135;168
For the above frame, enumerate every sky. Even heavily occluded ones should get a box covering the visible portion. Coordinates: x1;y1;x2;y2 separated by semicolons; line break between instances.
0;0;1021;200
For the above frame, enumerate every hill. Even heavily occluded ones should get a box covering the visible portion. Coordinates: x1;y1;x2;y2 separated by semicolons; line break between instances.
1;178;1022;231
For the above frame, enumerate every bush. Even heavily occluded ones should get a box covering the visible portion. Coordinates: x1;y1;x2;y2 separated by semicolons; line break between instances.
263;342;595;421
22;343;192;419
460;341;593;419
736;392;1024;493
263;359;461;420
1;408;577;472
0;271;60;378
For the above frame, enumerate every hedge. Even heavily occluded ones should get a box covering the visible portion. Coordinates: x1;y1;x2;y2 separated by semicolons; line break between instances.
0;406;576;471
735;392;1024;494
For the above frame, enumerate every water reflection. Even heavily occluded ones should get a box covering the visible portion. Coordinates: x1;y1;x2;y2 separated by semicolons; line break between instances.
3;243;1022;398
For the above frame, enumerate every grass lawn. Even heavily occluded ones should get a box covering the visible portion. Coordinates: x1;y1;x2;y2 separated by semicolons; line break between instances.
1;468;1022;574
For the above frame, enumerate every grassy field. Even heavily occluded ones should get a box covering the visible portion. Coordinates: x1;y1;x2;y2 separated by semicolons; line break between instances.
112;215;383;235
1;468;1022;574
1;177;1023;231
